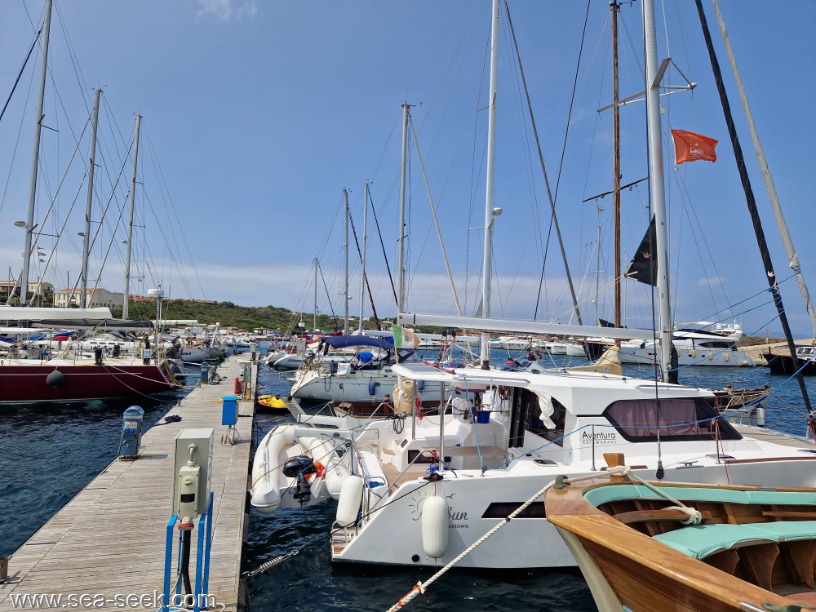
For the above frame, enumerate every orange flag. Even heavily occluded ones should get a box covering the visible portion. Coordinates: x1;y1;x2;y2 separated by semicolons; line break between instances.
671;129;718;164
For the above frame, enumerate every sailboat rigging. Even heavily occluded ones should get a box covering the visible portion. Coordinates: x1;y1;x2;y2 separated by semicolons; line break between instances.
0;2;180;404
693;0;814;433
17;0;52;307
251;1;816;576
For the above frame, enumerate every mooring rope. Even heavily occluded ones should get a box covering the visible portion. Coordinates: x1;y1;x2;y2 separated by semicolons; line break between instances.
387;465;703;609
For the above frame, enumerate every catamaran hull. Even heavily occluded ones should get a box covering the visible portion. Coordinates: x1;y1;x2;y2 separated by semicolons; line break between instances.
332;458;816;569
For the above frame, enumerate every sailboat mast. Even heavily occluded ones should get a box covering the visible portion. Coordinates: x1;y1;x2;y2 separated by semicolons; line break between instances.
595;222;601;325
343;188;350;336
313;257;318;332
612;0;622;333
397;102;410;313
480;0;500;369
710;0;816;341
359;182;369;333
81;88;101;310
122;114;142;320
642;0;673;382
693;0;813;423
19;0;53;307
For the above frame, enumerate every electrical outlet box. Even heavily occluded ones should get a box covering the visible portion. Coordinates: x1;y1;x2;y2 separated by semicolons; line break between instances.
172;428;213;518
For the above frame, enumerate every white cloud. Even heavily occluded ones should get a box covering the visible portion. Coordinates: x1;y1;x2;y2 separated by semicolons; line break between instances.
197;0;257;22
696;276;726;287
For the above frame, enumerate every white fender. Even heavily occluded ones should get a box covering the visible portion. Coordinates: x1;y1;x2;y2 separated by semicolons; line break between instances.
421;495;449;558
336;475;364;527
249;425;295;514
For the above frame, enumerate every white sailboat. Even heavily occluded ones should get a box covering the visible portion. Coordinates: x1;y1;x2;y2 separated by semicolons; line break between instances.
0;2;180;404
252;0;816;572
289;109;441;406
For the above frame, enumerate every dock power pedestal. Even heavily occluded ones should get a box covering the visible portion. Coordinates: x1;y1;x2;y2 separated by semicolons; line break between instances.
162;428;214;612
118;405;144;459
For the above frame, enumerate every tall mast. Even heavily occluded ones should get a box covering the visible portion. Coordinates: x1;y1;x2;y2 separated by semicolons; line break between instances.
710;0;816;341
612;1;622;333
81;89;102;309
397;102;410;313
642;0;673;381
19;0;53;307
122;114;142;320
595;222;601;324
694;0;813;427
313;257;318;332
479;0;500;369
359;182;369;333
343;188;350;336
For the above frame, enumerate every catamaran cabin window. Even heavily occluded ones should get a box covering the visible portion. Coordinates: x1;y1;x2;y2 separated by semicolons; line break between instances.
603;397;741;442
507;389;566;447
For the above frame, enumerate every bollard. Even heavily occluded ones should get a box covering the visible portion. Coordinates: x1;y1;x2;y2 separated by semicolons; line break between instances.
0;556;8;582
200;363;210;385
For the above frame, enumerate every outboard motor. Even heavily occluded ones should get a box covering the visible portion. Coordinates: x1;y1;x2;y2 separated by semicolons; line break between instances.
113;343;121;358
94;347;103;366
283;455;317;507
283;455;316;478
293;474;311;506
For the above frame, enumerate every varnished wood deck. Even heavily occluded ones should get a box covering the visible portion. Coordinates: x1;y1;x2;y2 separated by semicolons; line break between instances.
0;354;256;612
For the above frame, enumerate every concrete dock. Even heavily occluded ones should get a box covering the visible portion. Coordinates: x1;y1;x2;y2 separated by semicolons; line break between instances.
0;354;256;612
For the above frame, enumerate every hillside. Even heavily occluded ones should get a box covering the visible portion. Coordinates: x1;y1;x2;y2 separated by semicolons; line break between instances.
114;299;364;333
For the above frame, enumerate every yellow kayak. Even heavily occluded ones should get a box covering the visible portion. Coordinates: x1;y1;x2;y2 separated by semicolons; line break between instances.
257;394;287;410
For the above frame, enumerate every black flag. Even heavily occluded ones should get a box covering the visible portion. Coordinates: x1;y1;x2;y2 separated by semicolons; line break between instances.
625;216;657;286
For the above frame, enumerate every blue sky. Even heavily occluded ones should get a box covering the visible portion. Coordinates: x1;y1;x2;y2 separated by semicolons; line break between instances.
1;1;814;338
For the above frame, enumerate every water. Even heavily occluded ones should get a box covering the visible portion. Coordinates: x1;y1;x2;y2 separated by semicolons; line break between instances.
1;348;813;611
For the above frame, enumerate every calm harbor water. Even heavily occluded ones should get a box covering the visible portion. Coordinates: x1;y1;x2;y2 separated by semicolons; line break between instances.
1;346;814;611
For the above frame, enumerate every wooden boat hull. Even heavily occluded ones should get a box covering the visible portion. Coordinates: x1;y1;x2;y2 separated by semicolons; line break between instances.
711;385;769;410
0;361;180;404
546;473;816;611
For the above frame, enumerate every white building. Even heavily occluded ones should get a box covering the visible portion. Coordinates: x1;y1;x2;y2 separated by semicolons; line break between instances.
53;287;124;309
